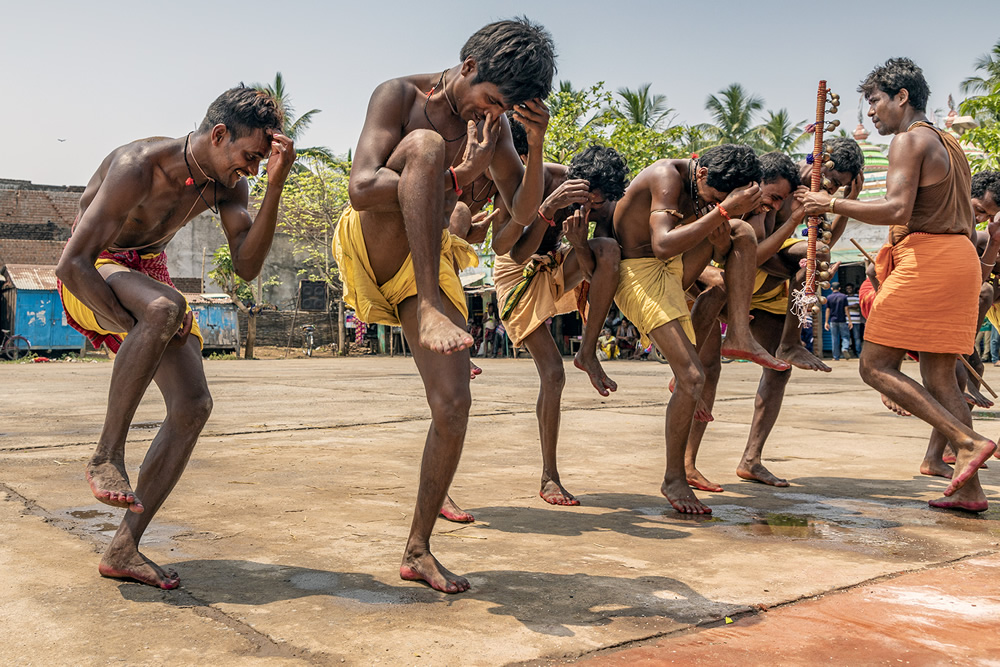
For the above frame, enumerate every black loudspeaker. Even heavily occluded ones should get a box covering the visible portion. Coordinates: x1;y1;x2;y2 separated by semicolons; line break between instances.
299;281;327;312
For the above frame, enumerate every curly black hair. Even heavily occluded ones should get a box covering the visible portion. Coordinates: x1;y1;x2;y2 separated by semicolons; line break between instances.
760;152;800;189
858;57;930;113
199;85;284;139
506;111;529;156
824;137;865;178
972;170;1000;201
567;145;629;201
461;17;556;105
699;144;762;193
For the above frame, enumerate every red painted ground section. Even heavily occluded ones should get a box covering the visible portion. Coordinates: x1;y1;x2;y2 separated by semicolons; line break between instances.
580;553;1000;666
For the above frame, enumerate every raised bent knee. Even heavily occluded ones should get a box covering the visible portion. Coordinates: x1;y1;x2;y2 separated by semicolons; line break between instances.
590;237;621;266
400;129;447;165
729;219;755;242
142;292;187;338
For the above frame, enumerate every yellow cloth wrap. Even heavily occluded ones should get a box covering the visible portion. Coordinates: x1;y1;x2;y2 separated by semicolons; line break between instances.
749;238;800;315
614;256;695;349
59;255;203;349
332;206;478;326
494;244;583;347
986;303;1000;333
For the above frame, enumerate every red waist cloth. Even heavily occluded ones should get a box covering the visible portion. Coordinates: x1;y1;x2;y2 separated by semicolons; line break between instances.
57;250;176;353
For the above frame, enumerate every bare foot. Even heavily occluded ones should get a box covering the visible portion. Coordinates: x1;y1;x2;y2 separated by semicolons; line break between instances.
540;479;580;506
686;468;724;493
438;495;474;523
418;308;473;355
964;384;994;409
99;550;179;589
776;343;831;372
736;462;790;487
945;440;997;496
661;478;712;514
721;333;790;371
930;478;988;512
573;352;617;397
919;458;954;479
470;360;482;380
86;460;143;513
400;551;470;593
881;394;911;416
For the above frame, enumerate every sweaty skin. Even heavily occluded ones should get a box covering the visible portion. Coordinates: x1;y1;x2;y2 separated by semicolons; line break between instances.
57;122;294;588
347;58;551;593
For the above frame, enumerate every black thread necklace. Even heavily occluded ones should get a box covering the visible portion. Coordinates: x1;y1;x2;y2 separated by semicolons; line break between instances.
423;70;465;143
470;178;496;204
688;159;711;218
184;133;219;215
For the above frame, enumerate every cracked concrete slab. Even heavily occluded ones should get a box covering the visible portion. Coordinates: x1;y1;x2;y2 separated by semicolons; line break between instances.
2;356;999;664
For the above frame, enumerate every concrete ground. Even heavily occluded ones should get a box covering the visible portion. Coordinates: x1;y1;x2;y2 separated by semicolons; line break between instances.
2;354;1000;666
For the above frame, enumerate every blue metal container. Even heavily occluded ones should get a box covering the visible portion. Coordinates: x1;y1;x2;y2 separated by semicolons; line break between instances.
1;265;84;352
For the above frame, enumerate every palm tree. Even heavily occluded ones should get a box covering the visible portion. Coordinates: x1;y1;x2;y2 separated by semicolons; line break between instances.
757;108;809;156
604;83;675;131
960;39;1000;96
703;83;766;147
252;72;336;169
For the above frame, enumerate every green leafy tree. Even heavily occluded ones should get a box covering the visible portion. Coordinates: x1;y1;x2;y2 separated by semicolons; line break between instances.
757;108;809;157
543;82;611;164
252;72;336;169
702;83;766;148
603;83;675;131
208;245;279;359
960;82;1000;171
960;39;1000;97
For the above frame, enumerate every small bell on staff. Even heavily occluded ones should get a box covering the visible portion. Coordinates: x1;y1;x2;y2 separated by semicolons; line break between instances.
822;232;833;243
819;281;831;290
818;271;830;281
824;160;836;169
811;304;822;314
819;295;828;305
819;261;830;271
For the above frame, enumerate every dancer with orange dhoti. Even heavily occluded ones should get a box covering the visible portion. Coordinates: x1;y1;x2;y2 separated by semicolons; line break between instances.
800;58;996;512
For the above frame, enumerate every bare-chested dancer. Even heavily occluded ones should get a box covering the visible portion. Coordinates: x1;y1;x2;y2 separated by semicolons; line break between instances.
336;18;554;592
681;145;865;491
56;87;293;588
800;58;997;513
491;144;627;505
605;144;787;514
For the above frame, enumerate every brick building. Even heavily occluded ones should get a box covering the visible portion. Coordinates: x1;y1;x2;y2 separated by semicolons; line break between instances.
0;178;81;268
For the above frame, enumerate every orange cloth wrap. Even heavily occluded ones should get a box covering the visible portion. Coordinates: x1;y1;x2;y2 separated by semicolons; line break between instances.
864;233;979;354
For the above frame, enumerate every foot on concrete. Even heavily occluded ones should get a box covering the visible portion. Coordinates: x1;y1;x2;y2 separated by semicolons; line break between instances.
964;384;994;409
881;394;912;416
400;551;470;594
539;479;580;506
944;440;997;496
418;307;473;355
919;458;954;479
86;460;144;513
686;468;723;493
721;333;790;371
736;462;790;487
438;495;475;523
99;550;179;589
470;360;483;380
573;352;617;397
661;478;712;514
928;497;989;512
776;343;830;372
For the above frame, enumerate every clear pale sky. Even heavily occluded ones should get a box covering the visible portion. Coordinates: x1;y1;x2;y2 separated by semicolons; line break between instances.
5;0;998;186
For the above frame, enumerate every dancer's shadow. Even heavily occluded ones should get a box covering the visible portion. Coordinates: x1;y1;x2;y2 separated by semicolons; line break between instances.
117;560;736;637
468;492;695;541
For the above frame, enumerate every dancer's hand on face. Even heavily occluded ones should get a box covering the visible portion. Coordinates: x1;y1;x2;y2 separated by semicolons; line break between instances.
542;178;590;215
722;181;763;217
458;113;500;180
512;98;550;149
266;133;296;183
989;211;1000;242
845;172;865;200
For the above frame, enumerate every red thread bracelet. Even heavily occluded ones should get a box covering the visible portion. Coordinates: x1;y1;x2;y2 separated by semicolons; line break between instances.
448;167;462;196
717;204;732;221
537;208;555;226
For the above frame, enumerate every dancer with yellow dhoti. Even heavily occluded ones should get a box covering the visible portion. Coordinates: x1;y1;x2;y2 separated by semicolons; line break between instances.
800;57;996;513
492;145;627;505
345;19;555;593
